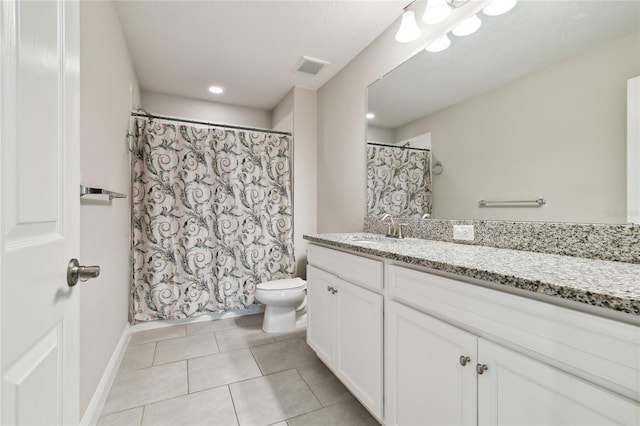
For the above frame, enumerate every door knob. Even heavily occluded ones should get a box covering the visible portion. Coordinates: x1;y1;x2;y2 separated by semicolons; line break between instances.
67;258;100;287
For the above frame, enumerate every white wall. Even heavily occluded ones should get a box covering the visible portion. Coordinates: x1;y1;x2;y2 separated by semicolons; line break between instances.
79;0;139;417
366;125;395;144
395;34;639;223
317;4;482;232
289;88;318;278
141;90;271;129
272;89;294;132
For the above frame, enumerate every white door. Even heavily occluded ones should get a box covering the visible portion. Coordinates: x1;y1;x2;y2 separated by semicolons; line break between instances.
477;339;640;425
385;301;477;426
335;277;382;420
1;0;80;424
306;265;336;365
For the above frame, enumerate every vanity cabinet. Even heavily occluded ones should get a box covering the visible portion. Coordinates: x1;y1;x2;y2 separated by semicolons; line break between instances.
386;264;640;426
385;301;477;425
306;245;384;420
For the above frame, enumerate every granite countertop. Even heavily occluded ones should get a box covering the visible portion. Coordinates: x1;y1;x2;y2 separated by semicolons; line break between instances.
304;233;640;318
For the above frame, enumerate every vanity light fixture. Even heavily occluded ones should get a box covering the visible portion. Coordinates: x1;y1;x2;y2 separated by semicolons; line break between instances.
425;34;451;52
366;113;375;119
452;14;482;36
422;0;451;25
396;0;474;44
483;0;518;16
208;86;224;94
395;9;422;43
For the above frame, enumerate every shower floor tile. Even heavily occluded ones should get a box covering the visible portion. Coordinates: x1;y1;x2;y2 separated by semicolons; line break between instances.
97;313;379;425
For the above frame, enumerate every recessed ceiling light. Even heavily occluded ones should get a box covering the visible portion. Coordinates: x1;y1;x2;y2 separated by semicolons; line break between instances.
208;86;224;94
366;113;375;120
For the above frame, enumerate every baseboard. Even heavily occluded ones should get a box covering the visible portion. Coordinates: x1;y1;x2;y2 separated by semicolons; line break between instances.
80;323;131;426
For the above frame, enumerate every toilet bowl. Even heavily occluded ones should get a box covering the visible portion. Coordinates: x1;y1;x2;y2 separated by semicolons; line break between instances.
255;277;306;333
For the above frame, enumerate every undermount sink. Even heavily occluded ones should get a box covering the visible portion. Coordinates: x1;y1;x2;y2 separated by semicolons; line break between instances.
348;234;395;244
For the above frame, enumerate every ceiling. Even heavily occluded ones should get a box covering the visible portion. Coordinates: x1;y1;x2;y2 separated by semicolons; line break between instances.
368;0;640;129
114;0;406;111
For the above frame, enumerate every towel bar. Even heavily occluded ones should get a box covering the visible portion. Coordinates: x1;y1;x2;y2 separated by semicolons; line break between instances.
80;185;127;200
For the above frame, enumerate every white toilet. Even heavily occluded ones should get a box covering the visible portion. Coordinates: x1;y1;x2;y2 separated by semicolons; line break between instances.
255;277;306;333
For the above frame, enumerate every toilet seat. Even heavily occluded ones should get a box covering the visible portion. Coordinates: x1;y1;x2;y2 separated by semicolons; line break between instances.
257;277;306;291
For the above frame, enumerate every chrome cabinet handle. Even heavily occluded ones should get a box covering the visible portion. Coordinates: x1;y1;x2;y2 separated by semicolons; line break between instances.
476;364;488;375
459;356;471;366
67;258;101;287
332;288;338;294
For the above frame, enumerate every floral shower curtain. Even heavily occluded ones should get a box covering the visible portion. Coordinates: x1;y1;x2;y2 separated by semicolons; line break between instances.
130;117;294;323
366;144;433;217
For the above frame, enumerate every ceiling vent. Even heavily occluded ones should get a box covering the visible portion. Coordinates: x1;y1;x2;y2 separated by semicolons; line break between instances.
293;56;330;76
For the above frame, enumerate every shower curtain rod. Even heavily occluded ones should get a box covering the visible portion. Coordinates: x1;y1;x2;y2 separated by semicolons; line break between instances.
367;141;430;152
131;112;292;136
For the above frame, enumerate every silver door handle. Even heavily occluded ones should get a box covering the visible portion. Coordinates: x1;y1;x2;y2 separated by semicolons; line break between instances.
67;258;100;287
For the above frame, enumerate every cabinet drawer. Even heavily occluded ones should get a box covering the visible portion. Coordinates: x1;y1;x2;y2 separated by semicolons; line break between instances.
307;244;383;292
388;264;640;402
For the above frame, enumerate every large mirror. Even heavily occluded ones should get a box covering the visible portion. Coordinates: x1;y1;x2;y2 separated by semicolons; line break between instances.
367;0;640;223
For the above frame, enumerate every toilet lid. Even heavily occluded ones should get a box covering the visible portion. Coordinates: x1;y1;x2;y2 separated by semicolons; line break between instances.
257;277;306;290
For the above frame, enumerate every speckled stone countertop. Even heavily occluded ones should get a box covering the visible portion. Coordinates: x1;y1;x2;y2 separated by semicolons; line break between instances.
304;233;640;318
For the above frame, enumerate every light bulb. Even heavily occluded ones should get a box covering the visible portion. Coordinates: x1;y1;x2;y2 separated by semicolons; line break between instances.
208;86;224;94
426;34;451;53
395;10;421;43
366;113;375;120
483;0;518;16
452;14;482;37
423;0;452;25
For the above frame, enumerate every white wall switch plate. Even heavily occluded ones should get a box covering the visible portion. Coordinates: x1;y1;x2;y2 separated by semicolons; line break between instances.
453;225;475;241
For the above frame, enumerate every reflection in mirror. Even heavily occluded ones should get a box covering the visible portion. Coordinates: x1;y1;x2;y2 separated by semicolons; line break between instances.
366;142;432;217
367;0;640;223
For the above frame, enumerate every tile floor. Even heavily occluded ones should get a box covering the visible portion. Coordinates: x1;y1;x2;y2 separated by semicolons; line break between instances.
97;313;379;426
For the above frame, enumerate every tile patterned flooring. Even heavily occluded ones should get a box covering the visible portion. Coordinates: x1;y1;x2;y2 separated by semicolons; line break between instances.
97;314;379;426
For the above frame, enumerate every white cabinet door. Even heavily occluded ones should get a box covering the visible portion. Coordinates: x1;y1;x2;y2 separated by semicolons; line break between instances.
306;265;336;365
1;1;80;424
335;276;383;419
478;339;640;426
386;301;477;426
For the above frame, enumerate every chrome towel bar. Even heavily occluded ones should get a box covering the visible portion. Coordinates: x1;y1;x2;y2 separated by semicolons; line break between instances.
80;185;127;200
479;198;546;207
